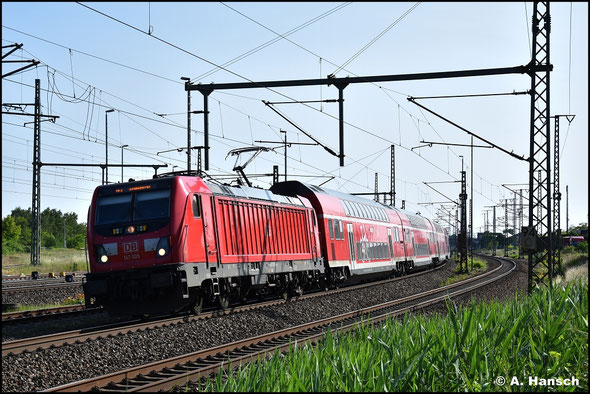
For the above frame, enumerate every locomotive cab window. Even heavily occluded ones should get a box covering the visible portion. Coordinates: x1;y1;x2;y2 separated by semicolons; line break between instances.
192;194;201;218
94;187;171;229
95;194;132;225
328;218;334;239
134;190;171;221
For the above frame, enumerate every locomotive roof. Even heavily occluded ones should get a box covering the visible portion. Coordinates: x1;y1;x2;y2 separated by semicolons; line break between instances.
206;181;305;207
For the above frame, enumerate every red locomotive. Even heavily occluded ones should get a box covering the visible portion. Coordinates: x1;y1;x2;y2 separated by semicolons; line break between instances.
84;175;449;316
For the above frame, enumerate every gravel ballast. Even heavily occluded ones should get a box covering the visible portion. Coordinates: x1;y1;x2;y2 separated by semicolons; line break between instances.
2;284;84;306
2;258;527;392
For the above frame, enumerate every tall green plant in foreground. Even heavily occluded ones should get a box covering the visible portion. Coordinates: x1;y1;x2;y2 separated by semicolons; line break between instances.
200;280;588;392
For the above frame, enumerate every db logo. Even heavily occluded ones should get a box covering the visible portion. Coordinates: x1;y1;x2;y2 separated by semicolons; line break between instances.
123;242;139;253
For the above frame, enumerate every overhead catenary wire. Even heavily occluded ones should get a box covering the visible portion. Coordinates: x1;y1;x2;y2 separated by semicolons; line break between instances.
195;2;352;83
5;22;495;200
330;2;421;76
2;26;182;84
3;8;508;209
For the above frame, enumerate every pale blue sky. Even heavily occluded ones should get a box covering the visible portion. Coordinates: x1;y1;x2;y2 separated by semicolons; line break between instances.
2;2;588;233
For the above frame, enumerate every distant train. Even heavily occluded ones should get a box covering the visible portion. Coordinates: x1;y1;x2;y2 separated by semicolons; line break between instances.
83;175;449;316
562;235;585;246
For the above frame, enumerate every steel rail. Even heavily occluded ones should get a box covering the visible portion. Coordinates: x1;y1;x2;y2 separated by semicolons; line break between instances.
2;278;83;289
2;305;100;325
2;282;82;294
44;258;514;392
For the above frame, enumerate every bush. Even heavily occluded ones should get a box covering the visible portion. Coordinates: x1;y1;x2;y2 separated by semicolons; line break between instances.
67;234;85;249
41;232;56;248
574;241;588;254
562;245;575;254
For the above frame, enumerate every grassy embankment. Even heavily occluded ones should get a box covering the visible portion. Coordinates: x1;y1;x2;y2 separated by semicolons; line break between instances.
443;256;488;286
195;277;588;392
1;248;87;277
2;249;87;311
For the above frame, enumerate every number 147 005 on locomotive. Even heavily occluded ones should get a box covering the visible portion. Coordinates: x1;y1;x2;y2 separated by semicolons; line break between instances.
84;175;449;316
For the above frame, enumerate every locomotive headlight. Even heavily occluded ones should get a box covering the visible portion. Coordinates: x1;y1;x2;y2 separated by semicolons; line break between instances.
95;245;109;264
126;225;135;234
156;237;170;257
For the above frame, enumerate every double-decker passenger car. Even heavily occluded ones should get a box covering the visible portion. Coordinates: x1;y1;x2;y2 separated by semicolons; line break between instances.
271;181;449;283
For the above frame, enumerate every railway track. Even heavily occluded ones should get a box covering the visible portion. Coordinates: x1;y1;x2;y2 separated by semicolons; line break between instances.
1;304;101;325
2;261;447;356
2;271;87;282
2;282;82;294
2;278;83;289
43;257;515;392
2;305;85;324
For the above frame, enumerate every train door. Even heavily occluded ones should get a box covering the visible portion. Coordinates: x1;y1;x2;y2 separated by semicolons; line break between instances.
387;228;394;261
347;223;356;269
201;195;219;266
309;211;318;261
184;194;207;263
401;227;408;261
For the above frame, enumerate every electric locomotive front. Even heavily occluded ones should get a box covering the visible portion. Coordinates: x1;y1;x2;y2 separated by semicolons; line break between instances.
84;176;202;316
84;176;324;316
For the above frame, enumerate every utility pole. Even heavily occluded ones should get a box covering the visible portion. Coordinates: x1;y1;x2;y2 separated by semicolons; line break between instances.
281;130;287;181
565;185;570;235
470;135;474;269
525;1;553;292
63;217;66;248
551;114;574;274
459;169;468;271
32;79;41;265
374;173;379;202
181;77;192;173
120;144;128;182
3;77;57;265
493;206;496;256
519;189;524;258
504;199;508;257
513;191;517;253
390;145;396;207
105;109;114;184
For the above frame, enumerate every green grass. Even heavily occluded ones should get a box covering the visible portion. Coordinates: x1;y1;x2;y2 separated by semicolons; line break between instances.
561;252;588;271
443;257;488;286
195;280;588;392
1;248;87;276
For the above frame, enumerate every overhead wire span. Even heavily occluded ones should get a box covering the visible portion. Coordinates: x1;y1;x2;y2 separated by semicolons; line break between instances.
6;7;504;207
195;2;352;83
330;2;421;76
7;19;478;199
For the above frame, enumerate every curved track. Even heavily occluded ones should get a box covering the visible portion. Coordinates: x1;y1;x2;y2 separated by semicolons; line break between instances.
3;261;447;356
43;257;515;392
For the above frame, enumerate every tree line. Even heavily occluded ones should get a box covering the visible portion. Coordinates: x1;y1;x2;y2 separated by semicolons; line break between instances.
2;207;87;254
